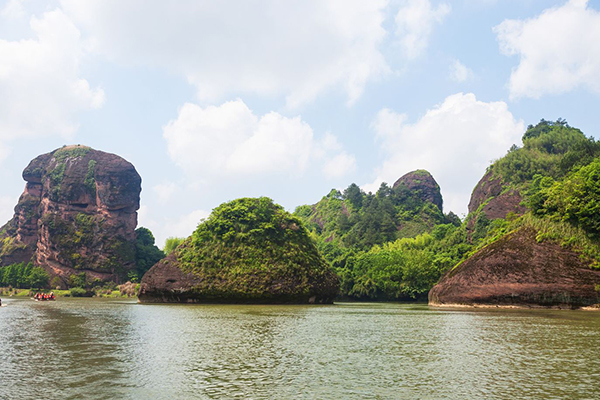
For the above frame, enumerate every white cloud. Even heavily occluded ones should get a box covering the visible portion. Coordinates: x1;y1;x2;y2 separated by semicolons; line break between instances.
164;209;209;241
163;99;354;182
0;9;104;161
323;152;357;178
1;0;26;19
367;93;524;214
495;0;600;99
395;0;450;59
449;59;474;82
138;205;209;248
152;182;179;205
60;0;390;107
0;195;17;227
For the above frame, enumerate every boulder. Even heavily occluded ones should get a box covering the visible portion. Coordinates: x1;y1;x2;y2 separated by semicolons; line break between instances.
429;228;600;308
139;197;339;303
393;170;443;211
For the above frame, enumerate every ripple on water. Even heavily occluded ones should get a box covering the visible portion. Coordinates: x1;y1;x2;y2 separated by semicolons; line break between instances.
1;299;599;399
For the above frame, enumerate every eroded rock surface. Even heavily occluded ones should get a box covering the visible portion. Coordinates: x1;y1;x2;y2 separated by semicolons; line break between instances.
393;170;443;211
468;170;526;226
429;228;600;308
0;145;141;285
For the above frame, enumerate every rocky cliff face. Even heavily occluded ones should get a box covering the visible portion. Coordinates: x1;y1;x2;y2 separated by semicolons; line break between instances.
393;170;443;211
429;228;600;308
0;145;141;286
467;170;526;227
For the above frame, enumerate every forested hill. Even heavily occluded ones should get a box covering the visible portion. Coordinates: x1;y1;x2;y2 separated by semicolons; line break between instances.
294;169;465;300
294;169;459;251
431;120;600;307
296;119;600;304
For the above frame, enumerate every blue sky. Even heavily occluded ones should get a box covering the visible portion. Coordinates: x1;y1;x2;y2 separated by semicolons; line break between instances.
1;0;599;247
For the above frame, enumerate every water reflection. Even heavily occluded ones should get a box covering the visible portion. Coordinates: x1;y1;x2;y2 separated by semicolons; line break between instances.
1;299;599;399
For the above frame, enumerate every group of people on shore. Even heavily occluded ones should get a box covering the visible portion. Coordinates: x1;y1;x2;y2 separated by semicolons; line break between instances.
34;292;55;301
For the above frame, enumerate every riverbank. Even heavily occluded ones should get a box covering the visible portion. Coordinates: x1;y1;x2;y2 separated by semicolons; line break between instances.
0;281;139;299
429;302;600;311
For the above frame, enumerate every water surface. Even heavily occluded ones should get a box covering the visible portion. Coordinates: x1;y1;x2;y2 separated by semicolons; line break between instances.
1;298;599;399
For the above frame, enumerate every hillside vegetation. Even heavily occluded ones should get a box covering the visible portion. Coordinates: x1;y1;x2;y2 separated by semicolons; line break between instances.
296;119;600;301
139;197;339;303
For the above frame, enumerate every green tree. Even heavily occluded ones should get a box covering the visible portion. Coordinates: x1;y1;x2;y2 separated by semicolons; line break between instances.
164;237;185;255
134;227;165;280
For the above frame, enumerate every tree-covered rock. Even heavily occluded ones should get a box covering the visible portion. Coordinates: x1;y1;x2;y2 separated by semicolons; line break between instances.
431;120;600;308
466;119;600;234
139;197;339;303
293;170;465;301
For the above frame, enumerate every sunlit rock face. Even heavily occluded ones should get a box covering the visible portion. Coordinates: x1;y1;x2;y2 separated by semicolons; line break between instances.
467;169;526;230
429;228;600;309
0;145;141;286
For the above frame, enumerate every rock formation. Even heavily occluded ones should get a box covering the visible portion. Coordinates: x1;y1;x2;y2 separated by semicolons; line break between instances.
0;145;141;286
393;170;443;211
429;228;600;308
467;170;526;227
139;197;339;303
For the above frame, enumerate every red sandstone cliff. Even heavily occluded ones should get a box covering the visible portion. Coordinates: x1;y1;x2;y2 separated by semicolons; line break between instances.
0;145;141;286
429;228;600;308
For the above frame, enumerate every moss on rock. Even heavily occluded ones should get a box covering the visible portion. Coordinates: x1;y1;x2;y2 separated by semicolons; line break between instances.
139;197;339;303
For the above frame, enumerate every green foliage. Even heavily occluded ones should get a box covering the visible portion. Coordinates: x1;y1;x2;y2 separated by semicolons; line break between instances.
69;272;87;288
134;227;165;279
0;262;49;288
343;183;363;210
69;287;87;297
48;162;66;199
320;221;470;301
494;119;600;186
53;146;91;162
175;197;338;300
0;236;26;257
164;237;185;255
85;159;97;196
295;180;448;252
530;158;600;236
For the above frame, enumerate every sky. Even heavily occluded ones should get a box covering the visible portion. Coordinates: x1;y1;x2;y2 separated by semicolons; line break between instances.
1;0;599;247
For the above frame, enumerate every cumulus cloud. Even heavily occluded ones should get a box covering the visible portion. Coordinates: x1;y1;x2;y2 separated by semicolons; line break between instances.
60;0;390;107
138;205;209;249
152;182;179;205
163;99;354;182
1;0;26;19
449;59;474;82
395;0;450;59
367;93;524;214
323;152;357;179
0;195;17;227
0;9;104;161
495;0;600;99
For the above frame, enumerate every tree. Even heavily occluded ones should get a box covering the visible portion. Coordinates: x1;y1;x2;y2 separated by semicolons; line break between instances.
164;237;185;255
343;183;363;210
134;227;165;280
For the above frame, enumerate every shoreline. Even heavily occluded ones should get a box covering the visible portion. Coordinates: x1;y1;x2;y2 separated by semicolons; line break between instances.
429;302;600;311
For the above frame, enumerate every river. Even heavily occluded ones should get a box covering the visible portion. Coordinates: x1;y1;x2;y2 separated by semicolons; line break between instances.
0;298;599;399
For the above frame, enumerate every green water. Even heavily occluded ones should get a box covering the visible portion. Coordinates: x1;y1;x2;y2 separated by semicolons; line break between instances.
1;298;599;399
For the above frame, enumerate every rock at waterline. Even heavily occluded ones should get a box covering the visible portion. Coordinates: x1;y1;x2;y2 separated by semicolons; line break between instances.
0;145;141;286
139;197;339;304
